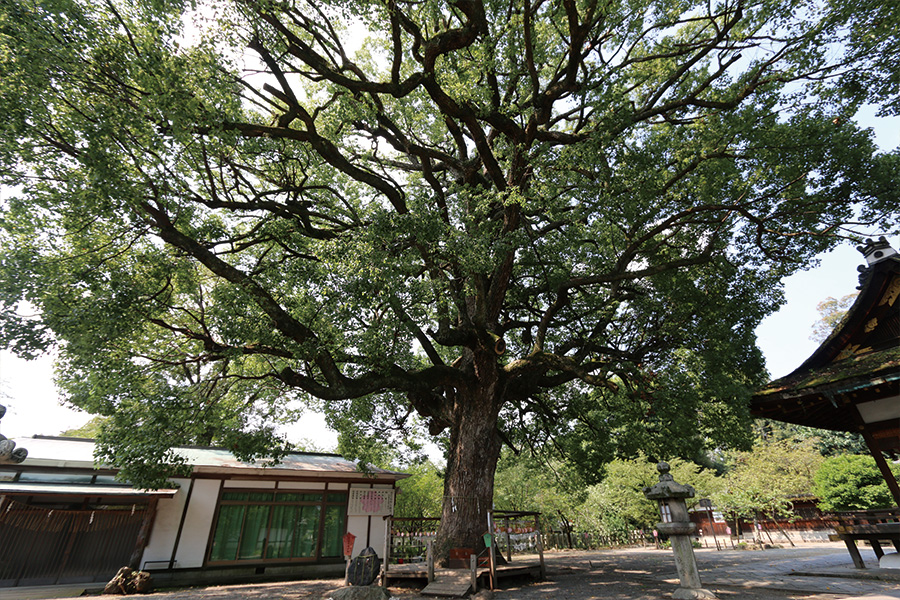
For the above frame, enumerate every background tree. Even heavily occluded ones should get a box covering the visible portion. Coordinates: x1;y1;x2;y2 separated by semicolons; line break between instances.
394;461;445;519
493;450;585;545
550;347;756;485
809;293;859;344
59;416;107;439
713;437;823;542
1;0;898;556
754;419;868;457
579;456;720;540
814;454;899;512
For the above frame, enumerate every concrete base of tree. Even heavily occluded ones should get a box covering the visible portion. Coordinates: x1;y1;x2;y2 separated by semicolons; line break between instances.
673;587;718;599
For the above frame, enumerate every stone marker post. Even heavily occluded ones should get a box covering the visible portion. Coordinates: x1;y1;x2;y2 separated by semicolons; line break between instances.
643;462;717;600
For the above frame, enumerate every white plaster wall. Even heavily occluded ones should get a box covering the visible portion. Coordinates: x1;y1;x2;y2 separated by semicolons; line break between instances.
346;514;391;557
173;479;222;568
141;477;191;569
368;515;388;557
278;481;325;490
223;480;275;488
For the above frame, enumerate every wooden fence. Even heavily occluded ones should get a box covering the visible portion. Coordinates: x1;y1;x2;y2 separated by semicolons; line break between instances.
385;512;649;565
0;498;146;587
542;529;648;550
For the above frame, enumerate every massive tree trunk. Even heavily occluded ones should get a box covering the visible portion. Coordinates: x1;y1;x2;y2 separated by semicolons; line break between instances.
433;352;504;563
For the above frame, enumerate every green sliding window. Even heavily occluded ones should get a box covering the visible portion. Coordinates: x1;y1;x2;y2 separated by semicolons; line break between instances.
209;505;246;561
321;505;346;558
208;488;347;563
238;505;270;559
267;504;321;559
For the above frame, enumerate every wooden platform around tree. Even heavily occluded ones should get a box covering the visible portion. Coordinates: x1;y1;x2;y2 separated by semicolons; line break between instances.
383;554;544;591
420;570;473;597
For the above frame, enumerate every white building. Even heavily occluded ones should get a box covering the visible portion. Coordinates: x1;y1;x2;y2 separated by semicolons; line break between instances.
0;436;407;589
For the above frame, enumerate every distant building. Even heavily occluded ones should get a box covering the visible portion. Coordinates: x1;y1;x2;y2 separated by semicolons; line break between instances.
690;496;836;544
0;436;407;589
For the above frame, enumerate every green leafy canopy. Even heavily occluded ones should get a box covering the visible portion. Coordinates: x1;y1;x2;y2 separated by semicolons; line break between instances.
0;0;898;508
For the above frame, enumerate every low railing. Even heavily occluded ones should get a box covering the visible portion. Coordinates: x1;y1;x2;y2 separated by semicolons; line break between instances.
387;517;438;565
827;506;900;569
829;507;900;533
381;510;546;590
542;528;648;550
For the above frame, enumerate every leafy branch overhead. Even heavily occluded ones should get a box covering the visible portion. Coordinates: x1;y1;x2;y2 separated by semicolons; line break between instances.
1;0;898;547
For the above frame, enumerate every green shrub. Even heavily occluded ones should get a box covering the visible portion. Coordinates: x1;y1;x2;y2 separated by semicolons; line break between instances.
813;454;896;511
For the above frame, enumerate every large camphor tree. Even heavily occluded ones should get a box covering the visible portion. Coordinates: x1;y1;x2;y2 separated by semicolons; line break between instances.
0;0;897;557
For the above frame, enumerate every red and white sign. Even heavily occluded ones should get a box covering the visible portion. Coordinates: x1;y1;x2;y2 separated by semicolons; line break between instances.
348;488;395;516
342;532;357;558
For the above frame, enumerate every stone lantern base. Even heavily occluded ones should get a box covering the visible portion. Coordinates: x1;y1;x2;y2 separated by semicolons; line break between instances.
673;587;718;599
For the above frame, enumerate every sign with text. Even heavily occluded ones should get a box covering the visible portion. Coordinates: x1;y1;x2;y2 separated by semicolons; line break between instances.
348;488;395;516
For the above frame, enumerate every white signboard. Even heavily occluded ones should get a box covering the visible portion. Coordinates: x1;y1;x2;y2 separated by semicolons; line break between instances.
348;488;395;516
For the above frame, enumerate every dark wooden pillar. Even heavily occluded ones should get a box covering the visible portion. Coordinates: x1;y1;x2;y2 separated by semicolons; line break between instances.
129;497;159;570
860;428;900;507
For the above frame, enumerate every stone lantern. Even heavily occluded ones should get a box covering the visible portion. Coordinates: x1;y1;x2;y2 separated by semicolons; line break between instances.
643;462;716;600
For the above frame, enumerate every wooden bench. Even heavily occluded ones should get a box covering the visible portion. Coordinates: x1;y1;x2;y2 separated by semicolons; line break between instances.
830;507;900;569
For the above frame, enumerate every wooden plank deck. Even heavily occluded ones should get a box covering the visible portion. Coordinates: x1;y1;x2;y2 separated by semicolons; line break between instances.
386;564;491;577
421;571;473;597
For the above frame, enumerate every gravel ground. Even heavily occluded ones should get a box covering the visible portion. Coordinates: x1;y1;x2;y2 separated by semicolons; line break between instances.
492;551;842;600
15;543;900;600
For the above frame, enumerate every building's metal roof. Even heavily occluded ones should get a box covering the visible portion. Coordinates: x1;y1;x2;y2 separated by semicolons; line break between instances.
0;482;177;497
5;436;97;469
4;436;409;480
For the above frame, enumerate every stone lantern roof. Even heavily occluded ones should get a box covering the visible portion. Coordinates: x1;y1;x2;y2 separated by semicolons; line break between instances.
643;462;696;500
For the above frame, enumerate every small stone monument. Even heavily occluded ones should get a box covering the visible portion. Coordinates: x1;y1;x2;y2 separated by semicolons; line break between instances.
346;546;381;587
102;566;153;595
643;462;716;600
